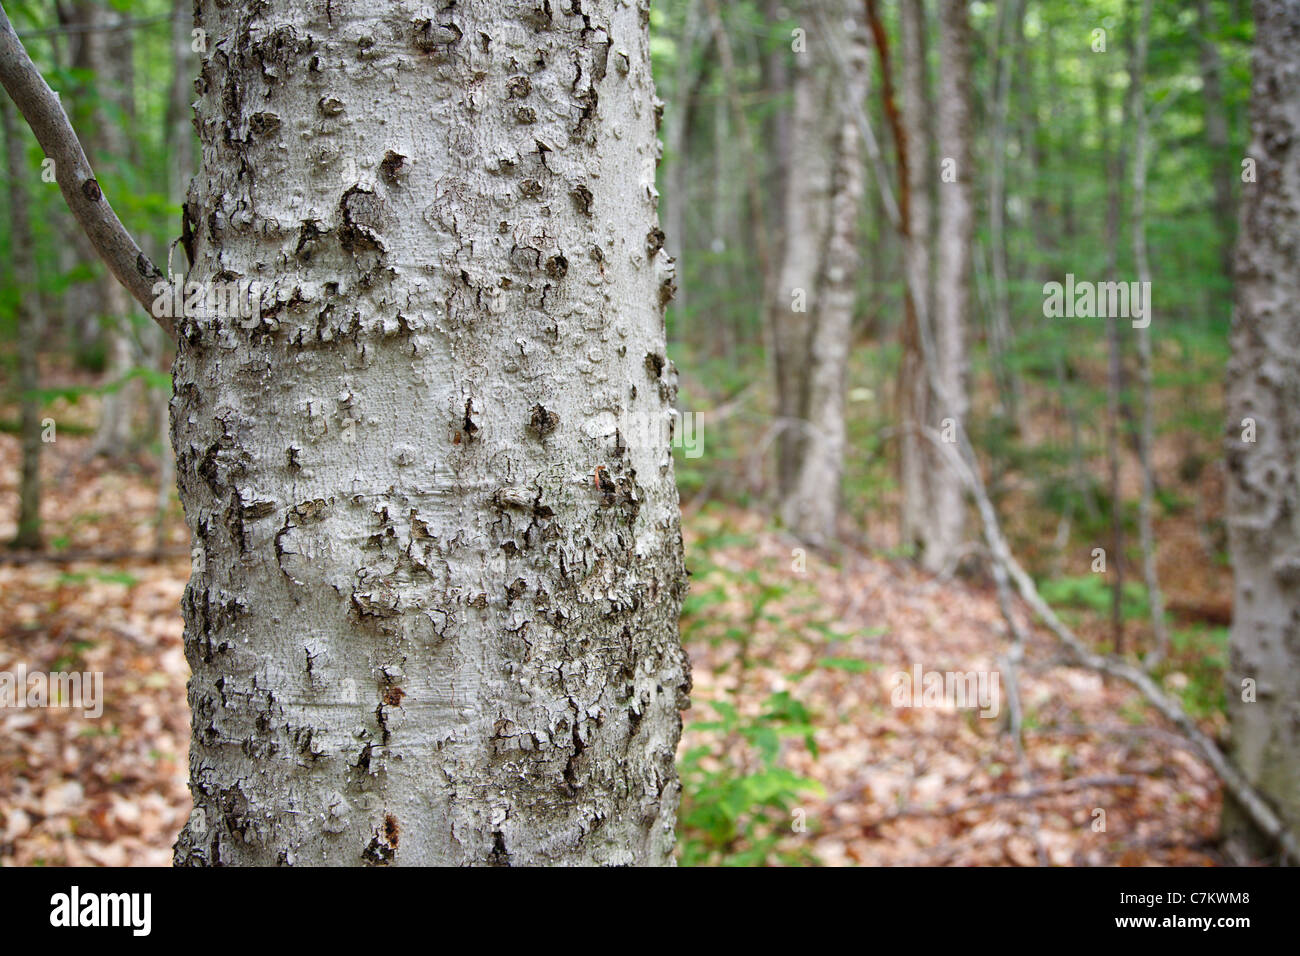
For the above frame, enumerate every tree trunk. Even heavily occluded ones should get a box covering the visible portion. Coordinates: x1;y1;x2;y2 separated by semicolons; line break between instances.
923;0;974;574
761;0;791;262
172;0;688;867
985;0;1026;432
166;0;196;212
781;4;867;546
87;3;140;458
57;0;107;355
1096;62;1128;654
155;0;197;550
662;0;701;343
1129;0;1170;665
1222;0;1300;862
770;1;834;500
897;0;932;557
4;100;43;550
1197;0;1237;297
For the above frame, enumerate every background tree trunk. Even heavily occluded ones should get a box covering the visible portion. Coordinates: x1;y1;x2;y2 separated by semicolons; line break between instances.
923;0;974;574
769;1;834;501
1096;62;1128;653
1128;0;1170;665
897;0;932;557
662;0;701;341
87;2;140;458
154;0;197;551
1197;0;1236;300
985;0;1027;433
782;2;867;546
4;99;43;550
1222;0;1300;862
172;0;688;866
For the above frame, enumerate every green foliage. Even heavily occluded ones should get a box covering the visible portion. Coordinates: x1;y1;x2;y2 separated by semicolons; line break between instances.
817;656;877;673
677;691;822;867
1039;573;1150;622
676;515;827;865
1162;625;1230;719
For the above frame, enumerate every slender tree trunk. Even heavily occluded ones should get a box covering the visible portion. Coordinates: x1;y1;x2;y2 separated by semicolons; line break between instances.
4;100;43;550
155;0;196;550
702;0;772;367
1097;67;1128;654
782;3;867;546
663;0;700;343
166;0;196;213
1042;9;1094;527
1197;0;1237;298
172;0;688;866
985;0;1026;431
88;3;140;458
923;0;974;574
1222;0;1300;862
770;0;834;500
58;0;105;355
1129;0;1170;665
896;0;932;557
760;0;791;276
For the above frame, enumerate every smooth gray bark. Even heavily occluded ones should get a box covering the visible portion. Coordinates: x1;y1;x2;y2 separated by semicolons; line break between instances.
897;0;931;557
984;0;1025;431
922;0;973;574
1128;0;1170;665
87;3;141;457
769;0;834;501
4;99;42;549
662;0;700;338
1197;0;1236;289
782;2;867;546
1222;0;1300;861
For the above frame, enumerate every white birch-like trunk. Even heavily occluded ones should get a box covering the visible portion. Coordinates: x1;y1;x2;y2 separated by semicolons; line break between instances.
922;0;973;574
4;100;43;549
172;0;688;867
770;0;834;499
781;5;867;546
897;0;931;558
1222;0;1300;860
89;4;140;457
1128;0;1170;665
1197;0;1236;286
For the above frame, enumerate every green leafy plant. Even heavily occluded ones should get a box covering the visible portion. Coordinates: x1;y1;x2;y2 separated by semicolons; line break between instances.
678;691;822;867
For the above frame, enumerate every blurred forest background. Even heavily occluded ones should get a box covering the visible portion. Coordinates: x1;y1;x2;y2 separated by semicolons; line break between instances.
0;0;1273;865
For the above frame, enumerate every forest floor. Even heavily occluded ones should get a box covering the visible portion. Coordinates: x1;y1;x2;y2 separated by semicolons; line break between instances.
0;418;1231;866
677;504;1224;866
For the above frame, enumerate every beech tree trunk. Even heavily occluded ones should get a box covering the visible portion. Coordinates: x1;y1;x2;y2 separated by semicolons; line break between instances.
4;99;42;549
662;0;700;338
770;4;834;500
87;3;139;458
1222;0;1300;861
172;0;689;867
1129;0;1170;665
1197;0;1237;292
897;0;932;557
154;0;196;551
985;0;1026;432
921;0;973;574
1096;62;1128;653
781;4;867;546
56;1;110;356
